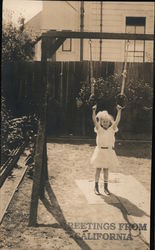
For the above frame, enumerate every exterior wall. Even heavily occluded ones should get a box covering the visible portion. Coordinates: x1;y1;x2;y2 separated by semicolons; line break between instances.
83;1;154;62
42;1;81;61
34;40;42;61
27;1;154;62
25;11;42;35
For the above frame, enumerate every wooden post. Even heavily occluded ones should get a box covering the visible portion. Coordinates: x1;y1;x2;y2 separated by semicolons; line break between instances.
60;61;63;106
29;36;48;226
99;1;103;61
80;1;84;61
40;140;48;199
29;34;66;226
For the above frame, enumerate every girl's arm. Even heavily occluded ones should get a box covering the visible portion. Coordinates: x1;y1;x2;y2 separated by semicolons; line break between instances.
112;105;123;130
92;105;99;130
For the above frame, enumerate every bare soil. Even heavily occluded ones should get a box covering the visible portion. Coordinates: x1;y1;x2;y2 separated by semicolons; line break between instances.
0;140;152;250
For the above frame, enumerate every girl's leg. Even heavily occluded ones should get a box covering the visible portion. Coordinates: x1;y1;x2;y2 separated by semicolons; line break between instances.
103;168;110;195
94;168;102;195
95;168;102;182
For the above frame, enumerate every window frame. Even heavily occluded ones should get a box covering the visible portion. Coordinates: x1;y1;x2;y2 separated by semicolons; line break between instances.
62;38;72;52
125;17;146;62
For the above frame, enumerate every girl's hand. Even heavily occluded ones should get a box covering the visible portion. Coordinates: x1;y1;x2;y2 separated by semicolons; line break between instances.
92;104;97;111
116;104;123;111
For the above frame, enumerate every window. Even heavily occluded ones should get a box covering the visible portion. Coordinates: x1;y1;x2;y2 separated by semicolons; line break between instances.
62;39;72;52
126;17;146;62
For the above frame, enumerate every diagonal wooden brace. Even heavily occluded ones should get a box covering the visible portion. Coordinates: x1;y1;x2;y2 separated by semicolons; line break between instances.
48;38;66;58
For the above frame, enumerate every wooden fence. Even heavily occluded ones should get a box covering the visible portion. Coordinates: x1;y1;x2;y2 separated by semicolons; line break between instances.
2;61;153;138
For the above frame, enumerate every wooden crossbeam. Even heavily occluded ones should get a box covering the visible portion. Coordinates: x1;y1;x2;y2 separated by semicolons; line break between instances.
43;30;154;41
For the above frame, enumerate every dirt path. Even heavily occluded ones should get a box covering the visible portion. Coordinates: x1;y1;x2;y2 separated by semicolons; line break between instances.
0;142;151;250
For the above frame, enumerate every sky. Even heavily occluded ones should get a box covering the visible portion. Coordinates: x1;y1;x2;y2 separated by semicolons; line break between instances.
2;0;43;25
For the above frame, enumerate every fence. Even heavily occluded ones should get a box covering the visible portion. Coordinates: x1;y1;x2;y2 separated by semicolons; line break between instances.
2;61;153;139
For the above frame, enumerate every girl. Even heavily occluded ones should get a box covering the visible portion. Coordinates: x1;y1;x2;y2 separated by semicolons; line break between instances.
90;104;122;195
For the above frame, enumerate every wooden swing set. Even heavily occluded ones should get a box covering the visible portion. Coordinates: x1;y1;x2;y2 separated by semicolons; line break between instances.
28;30;153;226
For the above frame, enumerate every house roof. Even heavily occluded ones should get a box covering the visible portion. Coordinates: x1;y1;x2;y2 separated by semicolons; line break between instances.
25;11;42;36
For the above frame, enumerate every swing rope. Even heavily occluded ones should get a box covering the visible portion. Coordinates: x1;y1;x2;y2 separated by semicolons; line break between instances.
116;40;130;108
89;39;130;108
121;40;130;95
76;39;152;111
89;39;95;96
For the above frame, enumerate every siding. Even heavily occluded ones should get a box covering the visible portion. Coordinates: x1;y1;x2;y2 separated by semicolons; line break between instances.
83;2;154;62
41;1;80;61
29;1;154;62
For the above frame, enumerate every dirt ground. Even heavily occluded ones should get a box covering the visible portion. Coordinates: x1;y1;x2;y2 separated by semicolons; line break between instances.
0;140;152;250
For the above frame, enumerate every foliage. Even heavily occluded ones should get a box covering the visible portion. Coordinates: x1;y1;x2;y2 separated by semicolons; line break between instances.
2;11;36;63
126;78;153;109
1;95;13;163
76;74;153;136
1;95;38;165
77;74;153;112
1;10;39;171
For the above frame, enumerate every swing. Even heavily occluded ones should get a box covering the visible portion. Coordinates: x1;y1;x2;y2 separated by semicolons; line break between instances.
116;40;152;111
76;39;97;108
89;39;129;109
77;39;152;111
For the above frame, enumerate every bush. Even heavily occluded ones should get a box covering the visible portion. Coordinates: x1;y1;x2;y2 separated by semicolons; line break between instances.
2;11;36;64
1;95;39;165
77;74;152;109
76;74;153;136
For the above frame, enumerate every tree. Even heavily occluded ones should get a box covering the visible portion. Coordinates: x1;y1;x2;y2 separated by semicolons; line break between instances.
2;10;36;63
1;10;39;165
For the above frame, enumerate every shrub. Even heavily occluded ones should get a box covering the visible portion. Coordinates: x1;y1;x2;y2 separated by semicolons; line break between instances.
1;94;39;165
76;74;153;136
77;74;152;109
2;11;36;64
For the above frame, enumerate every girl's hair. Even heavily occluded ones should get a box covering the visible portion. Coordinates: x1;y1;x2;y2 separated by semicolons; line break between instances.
96;110;114;125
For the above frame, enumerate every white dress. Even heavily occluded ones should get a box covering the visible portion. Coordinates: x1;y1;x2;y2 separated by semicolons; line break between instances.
90;125;119;169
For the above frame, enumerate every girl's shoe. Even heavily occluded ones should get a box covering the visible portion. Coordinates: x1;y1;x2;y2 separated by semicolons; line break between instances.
104;183;110;195
94;182;100;195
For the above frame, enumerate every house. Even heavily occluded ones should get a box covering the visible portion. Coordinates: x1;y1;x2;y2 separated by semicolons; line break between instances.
25;1;154;62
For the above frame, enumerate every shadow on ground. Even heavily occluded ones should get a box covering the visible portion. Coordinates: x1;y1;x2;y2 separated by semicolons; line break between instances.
99;193;150;247
38;181;91;250
100;193;149;219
